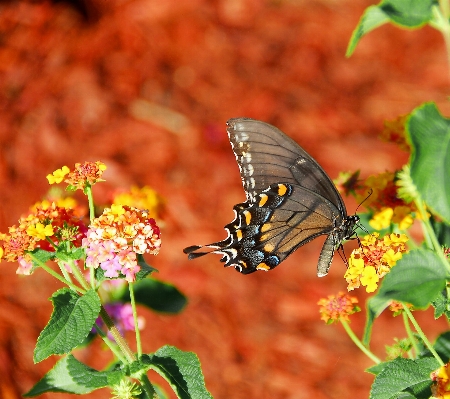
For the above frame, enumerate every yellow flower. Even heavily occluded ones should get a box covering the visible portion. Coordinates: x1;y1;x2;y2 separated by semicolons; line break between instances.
382;248;402;267
369;208;393;230
344;255;364;279
360;266;380;293
392;206;414;230
113;186;165;219
26;223;54;240
111;204;126;221
360;232;379;246
46;166;70;184
0;246;3;259
384;233;408;245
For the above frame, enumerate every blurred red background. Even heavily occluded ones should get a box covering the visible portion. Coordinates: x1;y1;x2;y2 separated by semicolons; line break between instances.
1;0;449;398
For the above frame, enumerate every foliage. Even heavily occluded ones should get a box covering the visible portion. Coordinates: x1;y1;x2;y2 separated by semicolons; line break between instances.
0;162;204;399
320;1;450;398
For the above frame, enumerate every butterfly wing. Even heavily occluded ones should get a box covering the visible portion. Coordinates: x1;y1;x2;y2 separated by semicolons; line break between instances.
227;118;346;215
184;118;357;276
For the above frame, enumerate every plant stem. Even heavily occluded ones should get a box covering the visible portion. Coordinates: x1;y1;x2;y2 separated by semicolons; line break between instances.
85;185;96;223
29;253;84;294
340;319;381;364
99;306;136;363
403;305;444;366
402;310;419;356
92;323;128;364
129;282;143;357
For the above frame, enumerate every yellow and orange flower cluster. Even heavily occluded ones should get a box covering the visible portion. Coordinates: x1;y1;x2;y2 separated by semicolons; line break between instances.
431;362;450;399
47;161;107;190
379;114;410;152
318;291;360;324
345;233;408;293
0;202;87;274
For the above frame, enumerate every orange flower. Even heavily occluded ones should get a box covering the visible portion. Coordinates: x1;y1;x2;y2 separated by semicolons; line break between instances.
65;161;107;190
318;292;360;324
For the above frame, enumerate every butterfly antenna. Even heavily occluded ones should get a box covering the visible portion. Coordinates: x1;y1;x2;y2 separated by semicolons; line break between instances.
355;188;373;214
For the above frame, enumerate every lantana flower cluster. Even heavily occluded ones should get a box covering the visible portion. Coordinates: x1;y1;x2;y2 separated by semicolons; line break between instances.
0;202;87;274
335;169;417;231
47;161;107;190
344;232;409;293
431;362;450;399
317;291;360;324
83;204;161;282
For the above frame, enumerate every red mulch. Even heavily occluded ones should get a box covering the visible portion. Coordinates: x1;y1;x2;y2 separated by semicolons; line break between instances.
0;1;449;398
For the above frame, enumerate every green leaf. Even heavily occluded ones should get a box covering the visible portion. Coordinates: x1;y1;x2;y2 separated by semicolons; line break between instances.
135;254;158;281
366;360;393;375
346;5;390;56
433;331;450;362
34;289;101;363
346;0;437;56
24;354;124;396
56;245;85;263
378;0;436;27
374;249;447;307
363;249;447;345
121;278;187;314
432;289;450;320
370;357;439;399
407;102;450;223
142;346;213;399
29;248;56;269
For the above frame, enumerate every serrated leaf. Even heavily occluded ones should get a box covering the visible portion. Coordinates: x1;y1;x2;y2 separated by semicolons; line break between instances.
56;245;85;263
121;278;187;314
34;289;101;363
432;290;450;320
370;357;439;399
363;249;447;345
24;354;124;396
347;0;437;56
366;360;393;375
407;102;450;223
143;345;213;399
29;248;56;266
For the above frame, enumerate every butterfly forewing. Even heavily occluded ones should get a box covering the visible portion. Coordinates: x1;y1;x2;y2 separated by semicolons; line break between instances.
227;118;346;213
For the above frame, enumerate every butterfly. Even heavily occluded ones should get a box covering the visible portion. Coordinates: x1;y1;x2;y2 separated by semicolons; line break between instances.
184;118;359;277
